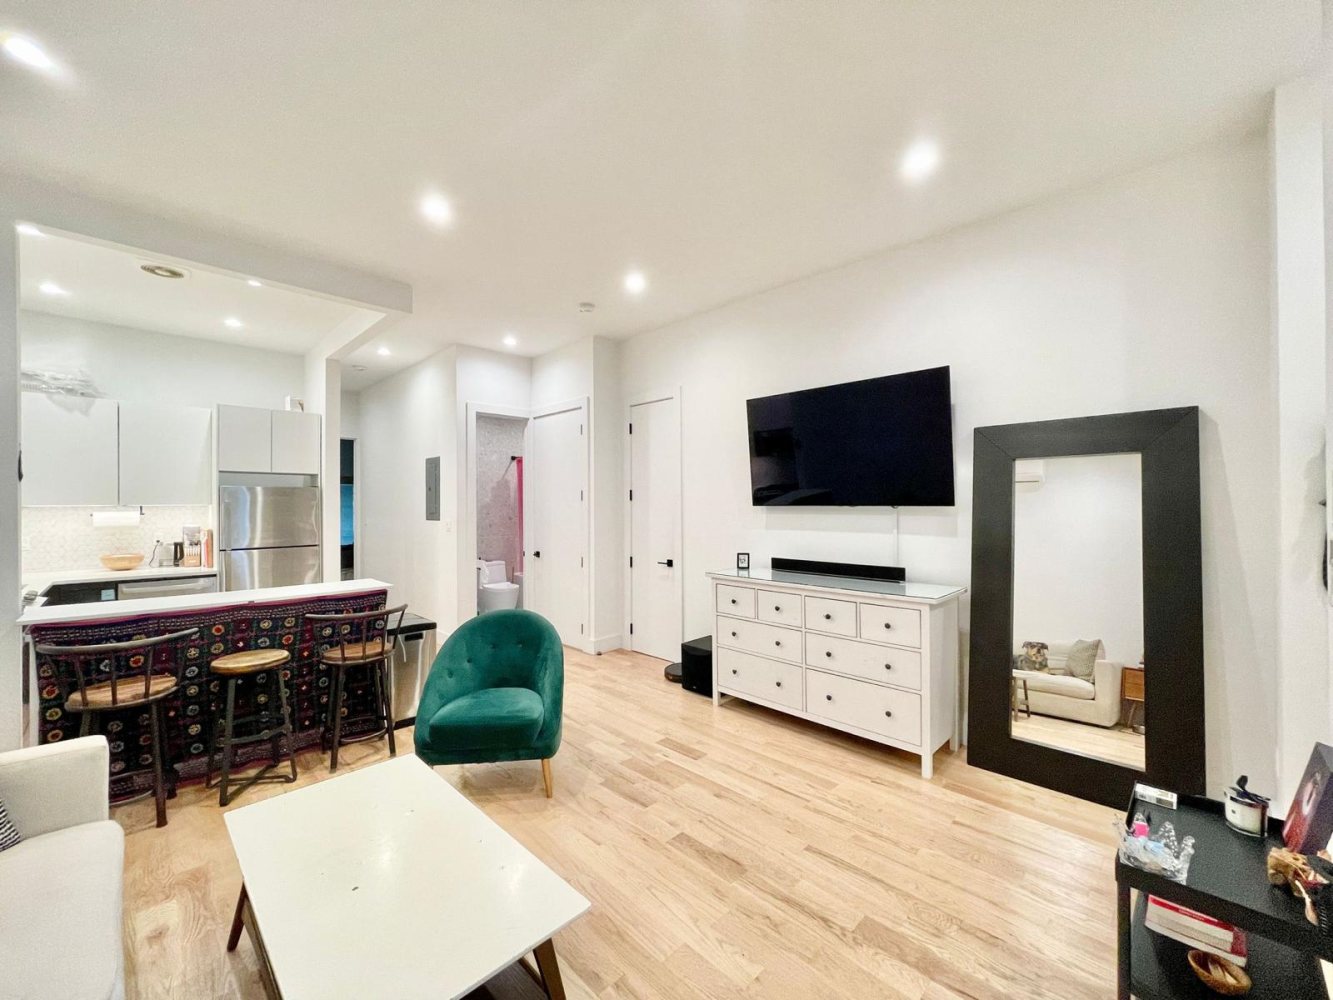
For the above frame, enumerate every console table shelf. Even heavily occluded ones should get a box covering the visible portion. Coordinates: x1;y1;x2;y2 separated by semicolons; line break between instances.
1116;795;1331;999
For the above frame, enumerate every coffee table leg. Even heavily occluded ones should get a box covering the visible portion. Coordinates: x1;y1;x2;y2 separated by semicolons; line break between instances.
227;883;248;952
533;938;566;1000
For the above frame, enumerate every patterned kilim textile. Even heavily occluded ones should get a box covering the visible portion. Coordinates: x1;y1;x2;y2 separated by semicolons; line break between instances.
31;588;389;800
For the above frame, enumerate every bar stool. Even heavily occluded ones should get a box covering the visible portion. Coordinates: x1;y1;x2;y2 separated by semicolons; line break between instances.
305;605;407;771
35;626;200;828
206;649;298;806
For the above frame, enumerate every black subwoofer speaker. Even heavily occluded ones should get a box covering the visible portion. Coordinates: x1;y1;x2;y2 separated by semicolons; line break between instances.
680;635;713;697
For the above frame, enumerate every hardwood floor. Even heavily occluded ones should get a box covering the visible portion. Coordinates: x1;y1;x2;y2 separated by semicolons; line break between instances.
1012;712;1146;770
116;647;1120;1000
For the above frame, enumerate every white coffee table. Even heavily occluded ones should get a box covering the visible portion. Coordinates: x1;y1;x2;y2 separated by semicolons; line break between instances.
224;755;590;999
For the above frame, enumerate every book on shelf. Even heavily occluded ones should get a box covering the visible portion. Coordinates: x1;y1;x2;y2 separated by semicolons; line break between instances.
1145;896;1248;967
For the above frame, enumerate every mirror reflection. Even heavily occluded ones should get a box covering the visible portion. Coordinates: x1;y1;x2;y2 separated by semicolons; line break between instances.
1010;453;1145;770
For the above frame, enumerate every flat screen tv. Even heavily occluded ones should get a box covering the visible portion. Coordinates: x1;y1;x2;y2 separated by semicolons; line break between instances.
746;365;955;507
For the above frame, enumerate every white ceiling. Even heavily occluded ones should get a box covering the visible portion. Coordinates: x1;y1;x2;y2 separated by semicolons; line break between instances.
0;3;1320;387
18;229;378;355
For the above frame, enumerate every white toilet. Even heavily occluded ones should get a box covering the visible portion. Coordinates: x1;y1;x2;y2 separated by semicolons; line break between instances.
477;559;521;613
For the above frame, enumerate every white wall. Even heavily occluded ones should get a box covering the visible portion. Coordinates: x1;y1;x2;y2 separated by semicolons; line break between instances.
0;221;19;750
1012;454;1144;668
339;389;361;439
359;347;458;626
19;311;305;408
621;135;1277;797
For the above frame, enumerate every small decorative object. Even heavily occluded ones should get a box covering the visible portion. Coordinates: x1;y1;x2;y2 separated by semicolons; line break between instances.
1187;950;1251;995
1118;811;1196;883
99;553;144;571
1224;775;1269;837
1284;743;1333;852
1267;846;1317;888
1266;845;1333;935
1133;782;1178;810
736;552;750;571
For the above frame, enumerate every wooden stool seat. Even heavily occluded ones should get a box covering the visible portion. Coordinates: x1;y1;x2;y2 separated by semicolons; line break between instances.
65;673;178;710
319;638;390;664
211;649;291;675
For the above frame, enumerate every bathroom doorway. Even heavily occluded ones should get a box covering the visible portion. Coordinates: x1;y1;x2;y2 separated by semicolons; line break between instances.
340;438;355;580
474;413;527;615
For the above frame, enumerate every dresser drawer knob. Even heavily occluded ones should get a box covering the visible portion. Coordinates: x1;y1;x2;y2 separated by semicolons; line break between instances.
731;668;737;675
884;710;893;718
774;605;781;612
825;651;832;658
823;613;832;620
731;631;737;637
825;694;832;701
884;663;892;671
775;681;782;688
883;622;892;630
774;640;781;647
730;598;737;605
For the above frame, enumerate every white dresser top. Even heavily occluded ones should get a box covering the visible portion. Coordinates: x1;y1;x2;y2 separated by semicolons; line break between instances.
707;568;965;605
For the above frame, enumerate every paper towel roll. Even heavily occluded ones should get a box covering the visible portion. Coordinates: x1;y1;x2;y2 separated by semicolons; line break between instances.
91;509;141;528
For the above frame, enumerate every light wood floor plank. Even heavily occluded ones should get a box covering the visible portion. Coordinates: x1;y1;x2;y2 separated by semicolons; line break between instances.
116;647;1117;999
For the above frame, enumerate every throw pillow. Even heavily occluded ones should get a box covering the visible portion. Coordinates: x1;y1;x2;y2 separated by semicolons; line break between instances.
0;796;20;853
1064;639;1101;682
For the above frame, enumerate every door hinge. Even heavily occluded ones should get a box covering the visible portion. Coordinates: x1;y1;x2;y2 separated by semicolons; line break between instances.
629;622;634;635
580;623;584;634
580;556;584;568
628;422;633;434
580;424;584;435
580;489;584;502
629;556;633;568
628;489;633;501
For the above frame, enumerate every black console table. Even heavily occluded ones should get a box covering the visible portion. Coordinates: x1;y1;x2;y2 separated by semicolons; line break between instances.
1116;795;1331;999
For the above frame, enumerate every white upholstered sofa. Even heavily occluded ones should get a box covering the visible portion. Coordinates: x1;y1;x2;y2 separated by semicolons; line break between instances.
1012;640;1124;728
0;736;124;1000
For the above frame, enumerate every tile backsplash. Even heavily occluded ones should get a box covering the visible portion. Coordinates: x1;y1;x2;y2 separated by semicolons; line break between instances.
23;505;213;574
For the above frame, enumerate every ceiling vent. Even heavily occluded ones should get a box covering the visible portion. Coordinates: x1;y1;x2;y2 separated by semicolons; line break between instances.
140;263;188;279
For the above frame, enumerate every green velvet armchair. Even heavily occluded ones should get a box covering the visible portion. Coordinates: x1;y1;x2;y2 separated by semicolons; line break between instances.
414;609;564;797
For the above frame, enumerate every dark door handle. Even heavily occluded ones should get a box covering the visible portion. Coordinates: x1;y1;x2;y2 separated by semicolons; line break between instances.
533;551;541;558
657;559;674;567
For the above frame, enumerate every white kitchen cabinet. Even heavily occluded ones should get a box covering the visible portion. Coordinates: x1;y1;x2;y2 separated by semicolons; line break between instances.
21;393;120;506
118;402;213;505
217;404;274;472
271;409;321;475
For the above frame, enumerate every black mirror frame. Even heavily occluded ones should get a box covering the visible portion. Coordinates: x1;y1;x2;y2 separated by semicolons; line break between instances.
967;406;1204;808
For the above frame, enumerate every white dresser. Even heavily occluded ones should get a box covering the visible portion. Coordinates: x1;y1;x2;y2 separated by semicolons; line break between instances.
708;569;965;778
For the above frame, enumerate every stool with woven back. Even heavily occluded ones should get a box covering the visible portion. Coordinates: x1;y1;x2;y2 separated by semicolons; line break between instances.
34;626;200;828
305;604;408;771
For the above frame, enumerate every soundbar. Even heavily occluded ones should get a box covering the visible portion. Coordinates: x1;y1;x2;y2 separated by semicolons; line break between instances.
770;557;906;582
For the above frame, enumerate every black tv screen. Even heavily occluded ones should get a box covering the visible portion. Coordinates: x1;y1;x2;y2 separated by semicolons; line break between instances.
746;366;955;507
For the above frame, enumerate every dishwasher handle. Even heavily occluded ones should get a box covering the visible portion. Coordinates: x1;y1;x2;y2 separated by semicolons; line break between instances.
117;576;218;599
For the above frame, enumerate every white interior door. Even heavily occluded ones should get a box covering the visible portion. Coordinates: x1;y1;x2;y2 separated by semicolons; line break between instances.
527;402;587;647
628;394;682;661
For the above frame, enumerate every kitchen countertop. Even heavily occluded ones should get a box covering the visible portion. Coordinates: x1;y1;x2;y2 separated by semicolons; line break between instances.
19;578;392;627
23;564;218;596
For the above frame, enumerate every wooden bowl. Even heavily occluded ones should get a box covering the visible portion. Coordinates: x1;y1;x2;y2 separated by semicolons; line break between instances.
1187;950;1251;995
100;553;144;571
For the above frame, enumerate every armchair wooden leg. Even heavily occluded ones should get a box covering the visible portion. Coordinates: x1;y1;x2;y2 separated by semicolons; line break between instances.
541;758;553;798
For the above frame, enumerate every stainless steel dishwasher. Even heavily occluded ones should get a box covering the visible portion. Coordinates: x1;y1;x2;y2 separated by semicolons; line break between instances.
115;575;219;601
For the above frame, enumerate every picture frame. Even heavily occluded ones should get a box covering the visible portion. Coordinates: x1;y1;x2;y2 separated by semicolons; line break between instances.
736;552;750;571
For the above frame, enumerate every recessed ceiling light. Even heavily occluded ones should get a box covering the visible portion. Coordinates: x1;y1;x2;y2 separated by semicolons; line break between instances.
38;280;68;297
247;279;262;288
15;223;43;237
899;138;941;183
623;270;647;295
502;334;518;348
578;301;595;313
140;263;187;279
376;346;391;357
419;192;453;227
2;34;55;72
224;317;243;329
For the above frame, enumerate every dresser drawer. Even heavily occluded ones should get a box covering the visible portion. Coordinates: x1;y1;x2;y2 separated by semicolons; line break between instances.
716;584;756;618
717;647;803;710
858;603;922;648
805;633;922;691
716;616;802;664
757;589;802;628
804;595;857;636
806;669;921;745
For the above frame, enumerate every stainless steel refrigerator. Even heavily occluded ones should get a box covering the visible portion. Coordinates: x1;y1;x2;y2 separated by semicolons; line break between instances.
218;485;322;591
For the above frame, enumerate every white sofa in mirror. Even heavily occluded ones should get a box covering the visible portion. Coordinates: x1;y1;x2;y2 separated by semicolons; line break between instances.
1010;453;1145;771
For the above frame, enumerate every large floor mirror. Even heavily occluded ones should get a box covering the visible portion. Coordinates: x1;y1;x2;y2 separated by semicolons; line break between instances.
967;407;1204;808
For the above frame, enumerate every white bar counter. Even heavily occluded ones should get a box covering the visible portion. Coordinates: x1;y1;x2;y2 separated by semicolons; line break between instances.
19;578;392;628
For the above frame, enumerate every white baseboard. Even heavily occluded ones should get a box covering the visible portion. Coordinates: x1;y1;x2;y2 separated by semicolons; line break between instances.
591;632;623;654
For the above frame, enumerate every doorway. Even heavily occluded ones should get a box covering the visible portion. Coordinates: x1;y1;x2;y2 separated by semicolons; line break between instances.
526;399;588;648
474;414;526;615
626;390;682;661
340;438;355;580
